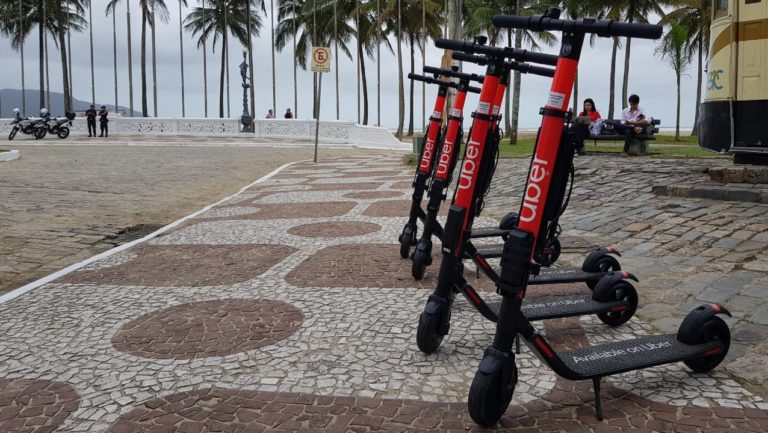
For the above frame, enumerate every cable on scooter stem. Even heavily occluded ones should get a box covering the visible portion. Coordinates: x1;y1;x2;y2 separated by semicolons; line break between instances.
491;13;662;39
452;52;556;79
407;73;482;94
435;38;559;66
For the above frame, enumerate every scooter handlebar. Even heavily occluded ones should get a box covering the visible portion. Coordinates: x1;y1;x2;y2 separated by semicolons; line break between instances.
492;15;662;40
423;66;484;84
407;73;481;94
435;38;558;65
452;52;555;78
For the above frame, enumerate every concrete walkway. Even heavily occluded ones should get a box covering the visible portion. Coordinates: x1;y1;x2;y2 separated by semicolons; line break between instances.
1;151;767;432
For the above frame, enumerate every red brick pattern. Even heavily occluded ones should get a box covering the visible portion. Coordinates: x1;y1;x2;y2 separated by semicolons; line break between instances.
111;299;304;360
285;243;497;292
288;222;381;238
198;202;357;221
58;244;297;286
343;191;403;200
307;182;383;191
362;200;449;218
391;181;414;190
0;379;81;433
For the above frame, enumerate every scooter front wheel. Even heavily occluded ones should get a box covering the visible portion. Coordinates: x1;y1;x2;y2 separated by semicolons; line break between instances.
399;224;416;258
416;296;450;354
596;281;638;327
537;237;561;267
468;358;517;427
586;255;621;290
683;317;730;373
411;239;432;280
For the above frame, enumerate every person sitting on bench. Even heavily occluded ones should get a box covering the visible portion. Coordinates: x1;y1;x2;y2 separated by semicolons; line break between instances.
614;94;652;156
569;98;601;156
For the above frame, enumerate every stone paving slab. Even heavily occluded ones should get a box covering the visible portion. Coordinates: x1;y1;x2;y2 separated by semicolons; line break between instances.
1;152;767;432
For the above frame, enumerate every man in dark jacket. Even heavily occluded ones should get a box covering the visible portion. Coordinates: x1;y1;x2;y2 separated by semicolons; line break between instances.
98;106;109;137
86;105;97;137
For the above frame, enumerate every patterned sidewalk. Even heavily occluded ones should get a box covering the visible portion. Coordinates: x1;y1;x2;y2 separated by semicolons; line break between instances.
1;154;767;433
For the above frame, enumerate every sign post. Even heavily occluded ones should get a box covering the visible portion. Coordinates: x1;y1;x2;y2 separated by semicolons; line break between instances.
311;47;331;162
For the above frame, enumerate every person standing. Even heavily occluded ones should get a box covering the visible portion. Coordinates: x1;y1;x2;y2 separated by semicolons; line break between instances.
98;106;109;137
284;108;293;119
86;105;97;137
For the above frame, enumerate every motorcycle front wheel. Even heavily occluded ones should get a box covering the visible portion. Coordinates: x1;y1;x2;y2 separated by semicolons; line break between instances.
8;127;18;140
57;127;70;139
34;128;47;140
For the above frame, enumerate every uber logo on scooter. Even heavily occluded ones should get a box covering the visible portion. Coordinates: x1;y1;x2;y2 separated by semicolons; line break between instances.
572;341;673;364
419;137;436;171
520;157;549;223
458;139;482;190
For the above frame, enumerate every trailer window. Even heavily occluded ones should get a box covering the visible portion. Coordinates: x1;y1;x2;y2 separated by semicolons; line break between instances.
714;0;728;18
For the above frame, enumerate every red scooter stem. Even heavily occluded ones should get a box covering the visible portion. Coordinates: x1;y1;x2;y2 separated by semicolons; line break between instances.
491;79;508;131
434;89;468;182
452;73;502;254
418;91;448;174
516;56;578;258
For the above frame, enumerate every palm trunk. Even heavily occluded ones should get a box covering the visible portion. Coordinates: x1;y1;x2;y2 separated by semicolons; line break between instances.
219;38;226;118
292;1;297;118
20;0;26;115
572;71;578;113
127;0;134;116
407;33;415;136
621;37;631;109
203;40;208;117
141;10;148;117
376;0;381;126
89;1;96;106
504;29;511;134
113;8;118;112
58;30;71;112
675;72;680;141
269;0;276;117
179;0;186;116
359;42;369;125
396;0;404;138
151;8;158;117
608;36;618;119
692;37;703;136
38;0;44;111
509;28;522;144
334;0;339;120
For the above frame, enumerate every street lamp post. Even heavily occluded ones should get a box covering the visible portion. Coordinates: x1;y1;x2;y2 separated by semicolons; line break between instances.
240;49;254;133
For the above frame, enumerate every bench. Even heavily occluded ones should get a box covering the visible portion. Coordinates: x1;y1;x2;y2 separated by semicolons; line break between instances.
588;119;661;156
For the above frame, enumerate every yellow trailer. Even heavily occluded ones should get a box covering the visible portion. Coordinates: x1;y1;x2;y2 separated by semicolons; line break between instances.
700;0;768;163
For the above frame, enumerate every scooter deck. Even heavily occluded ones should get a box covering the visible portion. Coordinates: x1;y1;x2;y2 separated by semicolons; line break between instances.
528;268;600;285
469;227;510;239
487;293;626;322
558;334;720;378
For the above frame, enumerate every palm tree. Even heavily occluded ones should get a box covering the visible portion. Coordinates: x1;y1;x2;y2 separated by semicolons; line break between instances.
660;0;710;135
464;0;555;144
655;22;690;141
179;0;188;116
106;0;135;116
185;0;262;118
0;0;28;113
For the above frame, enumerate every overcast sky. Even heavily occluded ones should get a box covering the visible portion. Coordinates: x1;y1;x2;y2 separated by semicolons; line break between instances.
0;1;698;130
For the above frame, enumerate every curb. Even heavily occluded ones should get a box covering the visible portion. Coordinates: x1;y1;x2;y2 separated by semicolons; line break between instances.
0;149;20;161
0;159;305;305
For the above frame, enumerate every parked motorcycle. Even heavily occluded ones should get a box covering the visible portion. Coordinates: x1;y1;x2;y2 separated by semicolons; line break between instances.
8;108;49;140
45;112;76;139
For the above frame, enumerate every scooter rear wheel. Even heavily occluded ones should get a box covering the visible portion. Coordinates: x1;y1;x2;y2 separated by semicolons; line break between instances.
586;255;621;290
683;317;730;373
596;281;638;327
538;238;561;267
57;127;70;139
468;361;517;427
8;128;17;140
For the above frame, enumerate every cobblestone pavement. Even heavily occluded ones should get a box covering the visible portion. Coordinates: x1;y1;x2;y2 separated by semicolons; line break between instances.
0;145;377;294
1;152;767;432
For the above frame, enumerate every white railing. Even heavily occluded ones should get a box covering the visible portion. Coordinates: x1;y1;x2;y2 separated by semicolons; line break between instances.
0;117;404;148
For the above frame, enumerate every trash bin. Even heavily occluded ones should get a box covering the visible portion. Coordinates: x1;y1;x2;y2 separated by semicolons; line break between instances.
413;134;425;155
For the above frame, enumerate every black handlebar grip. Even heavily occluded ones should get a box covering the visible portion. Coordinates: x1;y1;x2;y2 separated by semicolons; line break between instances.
516;50;558;66
492;15;536;31
452;52;487;65
516;63;555;78
607;21;662;39
467;85;482;94
423;66;485;83
434;38;473;52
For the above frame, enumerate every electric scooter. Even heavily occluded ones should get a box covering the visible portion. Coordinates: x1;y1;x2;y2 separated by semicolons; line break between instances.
465;10;731;426
398;67;455;258
410;59;560;281
415;38;639;357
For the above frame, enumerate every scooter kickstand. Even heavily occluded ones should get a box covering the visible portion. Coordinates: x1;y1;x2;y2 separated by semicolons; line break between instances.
592;377;603;421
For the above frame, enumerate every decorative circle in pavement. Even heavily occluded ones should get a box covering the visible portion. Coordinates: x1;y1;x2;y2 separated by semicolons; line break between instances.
343;190;403;200
198;201;357;221
287;221;381;238
0;379;81;433
58;244;297;286
285;243;497;291
111;299;304;360
363;200;449;218
308;182;383;191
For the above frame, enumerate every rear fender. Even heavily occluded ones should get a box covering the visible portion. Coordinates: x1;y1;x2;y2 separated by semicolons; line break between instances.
677;304;732;344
